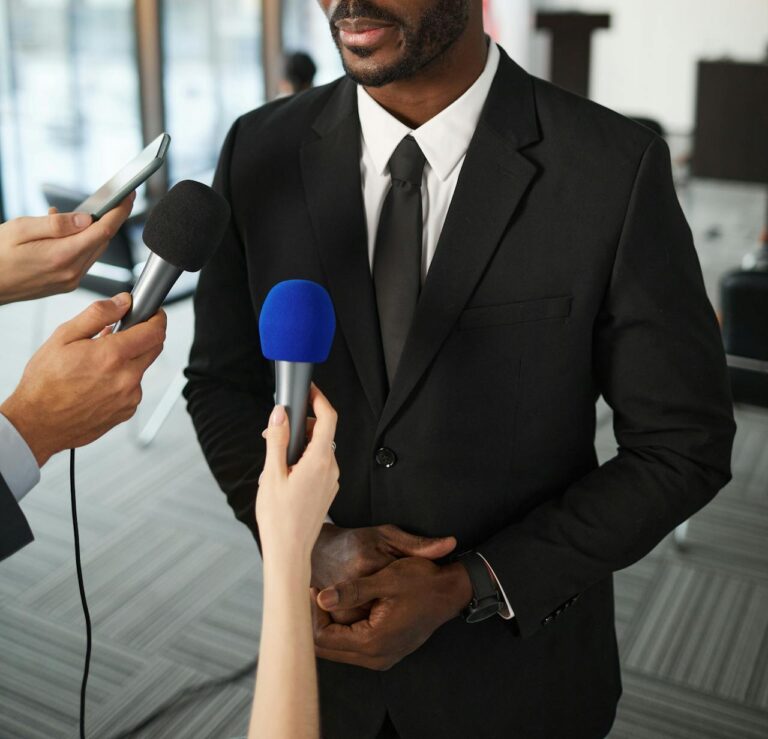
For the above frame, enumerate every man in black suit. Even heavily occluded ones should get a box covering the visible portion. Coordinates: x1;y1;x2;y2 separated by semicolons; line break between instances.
184;1;736;736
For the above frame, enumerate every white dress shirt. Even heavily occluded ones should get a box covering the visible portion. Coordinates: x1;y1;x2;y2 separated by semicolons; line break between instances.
359;42;500;281
0;413;40;502
354;42;515;620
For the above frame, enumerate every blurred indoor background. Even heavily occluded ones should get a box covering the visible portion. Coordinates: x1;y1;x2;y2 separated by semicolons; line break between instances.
0;1;767;737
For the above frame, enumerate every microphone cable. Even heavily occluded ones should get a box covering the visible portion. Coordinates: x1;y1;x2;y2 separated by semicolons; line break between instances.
70;448;92;739
69;446;257;738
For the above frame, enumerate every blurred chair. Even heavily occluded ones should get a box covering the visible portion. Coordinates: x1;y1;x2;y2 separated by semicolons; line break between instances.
42;183;199;447
675;254;768;550
720;257;768;408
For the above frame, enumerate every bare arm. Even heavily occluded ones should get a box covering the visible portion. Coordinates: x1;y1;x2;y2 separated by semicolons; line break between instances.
249;385;340;739
251;553;319;739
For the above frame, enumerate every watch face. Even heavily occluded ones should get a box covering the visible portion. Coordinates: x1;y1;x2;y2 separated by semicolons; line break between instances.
465;601;500;623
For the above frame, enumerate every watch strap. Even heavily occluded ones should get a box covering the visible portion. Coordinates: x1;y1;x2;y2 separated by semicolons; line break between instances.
456;551;501;622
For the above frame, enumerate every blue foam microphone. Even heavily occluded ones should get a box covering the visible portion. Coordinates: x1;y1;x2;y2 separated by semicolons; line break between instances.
259;280;336;465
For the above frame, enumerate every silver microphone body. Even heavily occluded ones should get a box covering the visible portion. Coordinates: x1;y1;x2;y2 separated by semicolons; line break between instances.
275;360;314;466
114;253;182;333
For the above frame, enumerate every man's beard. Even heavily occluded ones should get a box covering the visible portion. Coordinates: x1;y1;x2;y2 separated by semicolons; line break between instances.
329;0;471;87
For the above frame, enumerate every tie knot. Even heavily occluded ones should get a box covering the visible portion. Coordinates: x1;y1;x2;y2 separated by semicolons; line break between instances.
388;135;426;186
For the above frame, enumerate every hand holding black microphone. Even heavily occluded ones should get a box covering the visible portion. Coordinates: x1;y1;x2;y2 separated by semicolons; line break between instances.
115;179;231;333
1;181;230;472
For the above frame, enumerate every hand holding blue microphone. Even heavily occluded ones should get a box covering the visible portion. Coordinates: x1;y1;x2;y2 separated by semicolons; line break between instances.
259;280;336;465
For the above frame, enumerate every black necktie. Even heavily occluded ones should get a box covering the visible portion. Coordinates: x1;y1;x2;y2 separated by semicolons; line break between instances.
373;135;427;385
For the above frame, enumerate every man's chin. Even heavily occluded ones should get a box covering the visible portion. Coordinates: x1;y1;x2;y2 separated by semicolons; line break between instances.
341;51;408;87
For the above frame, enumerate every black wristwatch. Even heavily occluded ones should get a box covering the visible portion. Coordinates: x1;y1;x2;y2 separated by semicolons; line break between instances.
456;551;502;623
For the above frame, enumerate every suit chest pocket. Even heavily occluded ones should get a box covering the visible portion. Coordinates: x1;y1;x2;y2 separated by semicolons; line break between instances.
458;295;572;330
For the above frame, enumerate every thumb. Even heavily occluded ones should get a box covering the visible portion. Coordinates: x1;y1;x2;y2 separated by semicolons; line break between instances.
317;572;392;612
11;211;92;244
383;525;457;559
54;293;132;344
262;405;290;478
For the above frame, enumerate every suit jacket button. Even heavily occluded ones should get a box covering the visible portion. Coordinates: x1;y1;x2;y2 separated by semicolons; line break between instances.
375;448;397;468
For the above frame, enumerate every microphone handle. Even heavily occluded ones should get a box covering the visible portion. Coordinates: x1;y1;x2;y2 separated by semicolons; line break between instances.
275;361;314;466
114;253;182;333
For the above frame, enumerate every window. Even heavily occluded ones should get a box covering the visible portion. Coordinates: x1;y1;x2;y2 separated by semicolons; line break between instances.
0;0;142;219
162;0;264;183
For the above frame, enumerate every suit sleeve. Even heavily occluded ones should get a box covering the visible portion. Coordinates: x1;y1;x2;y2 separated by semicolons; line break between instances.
478;136;736;638
183;118;275;544
0;472;34;562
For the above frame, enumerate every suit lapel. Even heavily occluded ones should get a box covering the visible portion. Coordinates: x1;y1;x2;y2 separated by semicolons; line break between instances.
301;79;388;418
376;52;541;437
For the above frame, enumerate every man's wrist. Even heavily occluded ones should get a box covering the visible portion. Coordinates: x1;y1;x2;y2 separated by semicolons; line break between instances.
441;561;474;618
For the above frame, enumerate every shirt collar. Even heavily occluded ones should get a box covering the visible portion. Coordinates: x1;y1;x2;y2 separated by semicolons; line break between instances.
357;41;501;182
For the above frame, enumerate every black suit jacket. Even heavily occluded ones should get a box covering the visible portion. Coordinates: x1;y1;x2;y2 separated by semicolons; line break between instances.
0;472;33;562
185;48;735;739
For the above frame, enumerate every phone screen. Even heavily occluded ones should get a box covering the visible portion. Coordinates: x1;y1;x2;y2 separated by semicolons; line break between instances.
76;133;170;219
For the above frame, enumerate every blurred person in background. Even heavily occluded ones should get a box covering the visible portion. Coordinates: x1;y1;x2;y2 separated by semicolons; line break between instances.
280;51;319;95
0;195;167;562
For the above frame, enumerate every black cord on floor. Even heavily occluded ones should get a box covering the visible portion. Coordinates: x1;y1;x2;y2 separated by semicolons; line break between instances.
71;448;92;739
70;447;256;739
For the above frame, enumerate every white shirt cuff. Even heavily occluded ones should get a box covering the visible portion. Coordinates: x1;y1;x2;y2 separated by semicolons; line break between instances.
324;514;334;525
0;413;41;502
477;552;515;620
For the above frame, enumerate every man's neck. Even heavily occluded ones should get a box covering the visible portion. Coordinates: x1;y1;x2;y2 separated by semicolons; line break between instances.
363;26;489;129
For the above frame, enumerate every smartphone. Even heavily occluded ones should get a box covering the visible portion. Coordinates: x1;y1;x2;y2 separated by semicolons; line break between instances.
75;133;171;219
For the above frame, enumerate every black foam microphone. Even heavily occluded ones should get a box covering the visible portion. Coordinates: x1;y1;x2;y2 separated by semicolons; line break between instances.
115;180;231;332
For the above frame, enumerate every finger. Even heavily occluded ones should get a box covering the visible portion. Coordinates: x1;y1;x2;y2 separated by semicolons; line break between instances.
305;384;337;453
305;416;317;440
315;646;392;670
129;342;164;376
381;525;457;559
263;406;289;478
73;229;114;277
314;616;375;653
52;193;134;261
317;572;394;612
54;294;132;344
326;607;372;626
8;211;92;243
311;588;334;632
109;309;167;359
95;191;135;227
48;207;58;215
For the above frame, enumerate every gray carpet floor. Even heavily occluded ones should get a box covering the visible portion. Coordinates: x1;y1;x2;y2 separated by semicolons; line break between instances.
1;177;767;738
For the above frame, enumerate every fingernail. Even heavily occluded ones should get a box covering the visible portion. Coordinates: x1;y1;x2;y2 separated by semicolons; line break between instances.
320;589;339;608
74;213;91;228
270;406;287;426
112;292;131;307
